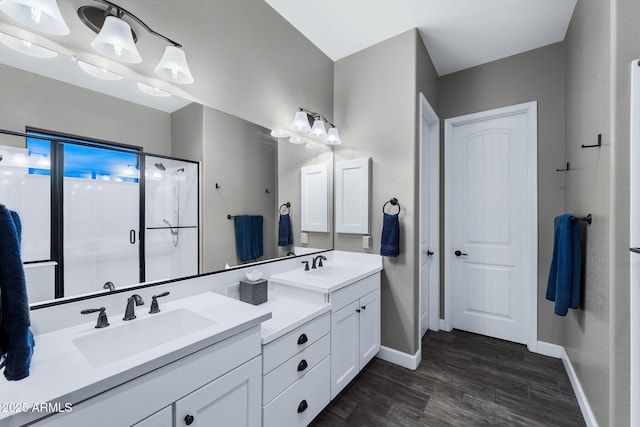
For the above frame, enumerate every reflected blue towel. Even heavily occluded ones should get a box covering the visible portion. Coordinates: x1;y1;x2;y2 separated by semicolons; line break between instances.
380;213;400;257
546;214;581;316
278;213;293;247
0;205;35;381
235;215;264;262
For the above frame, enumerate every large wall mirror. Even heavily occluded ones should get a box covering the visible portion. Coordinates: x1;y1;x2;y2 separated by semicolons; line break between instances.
0;45;334;307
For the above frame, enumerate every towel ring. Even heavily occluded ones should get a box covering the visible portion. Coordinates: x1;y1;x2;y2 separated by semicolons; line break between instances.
383;198;401;214
279;202;291;215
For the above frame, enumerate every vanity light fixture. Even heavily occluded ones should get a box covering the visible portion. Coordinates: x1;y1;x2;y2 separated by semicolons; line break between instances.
78;60;124;80
0;0;69;35
271;108;342;146
0;31;57;58
78;0;194;83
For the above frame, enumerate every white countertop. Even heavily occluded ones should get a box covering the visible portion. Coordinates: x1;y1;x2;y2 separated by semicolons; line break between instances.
258;285;331;345
0;292;271;426
268;260;383;293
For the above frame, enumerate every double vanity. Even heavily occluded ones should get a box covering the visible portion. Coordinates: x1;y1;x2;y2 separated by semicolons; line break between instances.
0;251;381;427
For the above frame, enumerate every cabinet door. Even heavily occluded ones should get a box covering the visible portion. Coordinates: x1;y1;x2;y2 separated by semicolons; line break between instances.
174;356;261;427
330;300;360;399
133;407;172;427
359;289;381;367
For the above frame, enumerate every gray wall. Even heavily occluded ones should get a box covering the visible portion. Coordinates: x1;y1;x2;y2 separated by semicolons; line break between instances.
277;142;334;254
334;29;438;355
172;104;277;273
438;43;566;345
0;64;171;154
563;1;611;424
142;0;334;133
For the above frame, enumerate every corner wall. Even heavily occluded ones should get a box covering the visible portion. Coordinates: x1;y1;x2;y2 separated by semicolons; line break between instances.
333;29;438;355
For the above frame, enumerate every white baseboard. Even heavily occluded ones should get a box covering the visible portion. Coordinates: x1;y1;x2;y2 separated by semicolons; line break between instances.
376;346;420;370
535;341;563;359
439;319;451;331
560;347;599;427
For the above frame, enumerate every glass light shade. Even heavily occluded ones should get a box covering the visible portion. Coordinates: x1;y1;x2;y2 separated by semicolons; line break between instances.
324;127;342;145
0;0;69;35
91;16;141;63
0;32;57;57
78;61;123;80
289;111;311;132
309;119;327;140
137;82;171;97
154;45;194;84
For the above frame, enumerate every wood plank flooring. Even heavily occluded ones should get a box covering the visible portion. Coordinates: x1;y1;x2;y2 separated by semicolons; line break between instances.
310;330;585;426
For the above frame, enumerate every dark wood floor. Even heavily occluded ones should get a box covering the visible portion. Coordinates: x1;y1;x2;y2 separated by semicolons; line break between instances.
311;330;585;426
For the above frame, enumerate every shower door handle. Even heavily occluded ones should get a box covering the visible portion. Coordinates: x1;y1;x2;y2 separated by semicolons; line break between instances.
130;229;136;244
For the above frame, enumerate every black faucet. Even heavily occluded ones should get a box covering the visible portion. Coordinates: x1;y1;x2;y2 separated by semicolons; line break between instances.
312;255;327;269
103;281;115;292
149;291;170;314
123;294;144;321
81;307;110;328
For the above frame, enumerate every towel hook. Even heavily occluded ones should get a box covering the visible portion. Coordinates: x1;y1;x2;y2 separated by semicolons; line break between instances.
279;202;291;215
383;198;401;214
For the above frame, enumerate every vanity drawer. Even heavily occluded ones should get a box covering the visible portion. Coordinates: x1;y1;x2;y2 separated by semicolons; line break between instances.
263;333;330;404
263;356;331;427
263;312;330;373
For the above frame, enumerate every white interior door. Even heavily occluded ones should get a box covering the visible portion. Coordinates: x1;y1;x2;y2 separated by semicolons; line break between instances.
445;102;537;346
419;94;440;337
630;59;640;427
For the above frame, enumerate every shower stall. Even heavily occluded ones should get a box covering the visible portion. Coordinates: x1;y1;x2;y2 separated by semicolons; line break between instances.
144;156;198;282
0;129;199;303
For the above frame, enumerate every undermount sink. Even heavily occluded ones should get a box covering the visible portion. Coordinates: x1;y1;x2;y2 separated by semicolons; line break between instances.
73;309;216;368
270;263;368;292
306;266;356;277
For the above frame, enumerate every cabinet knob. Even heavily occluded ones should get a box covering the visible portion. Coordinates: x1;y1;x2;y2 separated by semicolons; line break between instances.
184;414;195;425
297;359;308;372
297;333;308;345
297;400;308;413
356;309;361;313
361;305;366;310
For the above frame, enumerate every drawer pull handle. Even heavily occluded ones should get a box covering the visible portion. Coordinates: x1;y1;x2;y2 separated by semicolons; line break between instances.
297;359;308;372
297;400;308;413
297;333;308;345
184;414;195;425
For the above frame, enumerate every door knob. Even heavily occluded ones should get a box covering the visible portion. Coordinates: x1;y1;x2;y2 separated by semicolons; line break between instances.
454;250;468;257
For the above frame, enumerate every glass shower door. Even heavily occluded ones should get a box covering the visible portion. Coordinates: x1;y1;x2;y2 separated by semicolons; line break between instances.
63;143;140;296
144;155;198;282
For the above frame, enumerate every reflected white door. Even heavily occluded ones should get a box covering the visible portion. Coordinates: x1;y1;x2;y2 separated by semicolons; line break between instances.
445;102;537;345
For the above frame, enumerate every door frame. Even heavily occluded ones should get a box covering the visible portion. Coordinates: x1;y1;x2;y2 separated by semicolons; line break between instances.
443;101;538;351
418;92;441;338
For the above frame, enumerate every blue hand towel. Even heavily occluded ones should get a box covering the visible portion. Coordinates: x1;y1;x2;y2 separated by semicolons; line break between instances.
278;213;293;247
235;215;264;262
0;205;35;380
546;214;582;316
380;213;400;257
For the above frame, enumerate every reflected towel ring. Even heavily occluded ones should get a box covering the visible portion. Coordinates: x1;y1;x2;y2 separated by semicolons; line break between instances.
279;202;291;215
383;198;401;214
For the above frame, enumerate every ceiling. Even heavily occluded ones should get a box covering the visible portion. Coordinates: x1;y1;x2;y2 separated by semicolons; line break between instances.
264;0;577;76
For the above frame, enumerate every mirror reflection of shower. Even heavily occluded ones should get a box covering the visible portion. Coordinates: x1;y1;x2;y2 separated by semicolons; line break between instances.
155;162;184;247
145;155;198;282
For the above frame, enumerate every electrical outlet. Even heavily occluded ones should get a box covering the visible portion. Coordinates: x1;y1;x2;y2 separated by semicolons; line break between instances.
301;232;309;244
363;235;372;249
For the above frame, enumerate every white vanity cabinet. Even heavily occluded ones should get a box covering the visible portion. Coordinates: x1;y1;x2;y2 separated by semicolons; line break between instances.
35;327;263;427
329;273;380;399
262;312;331;427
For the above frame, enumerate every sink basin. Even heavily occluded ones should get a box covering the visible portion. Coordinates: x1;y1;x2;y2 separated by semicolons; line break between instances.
73;309;216;368
270;264;368;292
